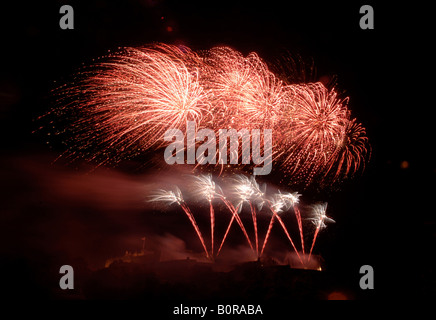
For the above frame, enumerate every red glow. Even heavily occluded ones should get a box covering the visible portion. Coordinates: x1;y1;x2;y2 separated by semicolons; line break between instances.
48;43;369;188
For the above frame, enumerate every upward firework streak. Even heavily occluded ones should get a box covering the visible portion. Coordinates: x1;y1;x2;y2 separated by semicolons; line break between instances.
294;206;305;254
265;198;303;264
260;190;304;256
278;191;304;254
260;193;284;257
45;43;369;188
307;203;335;262
191;174;222;257
218;175;265;257
191;174;253;257
217;197;253;255
149;187;210;259
151;175;317;265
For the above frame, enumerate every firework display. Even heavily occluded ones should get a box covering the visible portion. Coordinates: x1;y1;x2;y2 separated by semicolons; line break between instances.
5;0;415;303
40;43;371;267
45;43;369;187
150;174;333;266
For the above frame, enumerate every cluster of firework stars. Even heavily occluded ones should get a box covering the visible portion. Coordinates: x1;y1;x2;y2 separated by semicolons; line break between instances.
150;174;334;265
47;43;368;187
43;43;370;265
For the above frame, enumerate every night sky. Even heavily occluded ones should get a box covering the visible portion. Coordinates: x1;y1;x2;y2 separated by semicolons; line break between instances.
0;0;434;307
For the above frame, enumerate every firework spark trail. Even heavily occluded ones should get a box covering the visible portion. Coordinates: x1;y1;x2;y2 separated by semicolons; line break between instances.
275;214;303;265
180;202;210;259
308;227;320;263
249;201;259;257
280;191;304;253
260;191;288;256
149;188;209;259
219;175;264;254
209;200;215;257
294;206;305;254
266;191;304;255
260;213;275;257
191;174;219;257
217;202;252;256
231;175;264;257
216;211;235;256
265;199;303;264
218;199;254;253
192;174;253;257
307;203;335;262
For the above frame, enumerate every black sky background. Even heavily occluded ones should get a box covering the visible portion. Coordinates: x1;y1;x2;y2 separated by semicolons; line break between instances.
0;0;434;303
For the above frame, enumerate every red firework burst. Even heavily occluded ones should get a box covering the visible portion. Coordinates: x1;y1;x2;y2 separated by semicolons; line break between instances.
44;43;369;187
276;82;352;186
50;44;209;165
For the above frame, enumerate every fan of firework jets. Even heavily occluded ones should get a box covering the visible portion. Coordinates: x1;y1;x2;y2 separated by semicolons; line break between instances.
46;43;369;188
150;174;334;265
